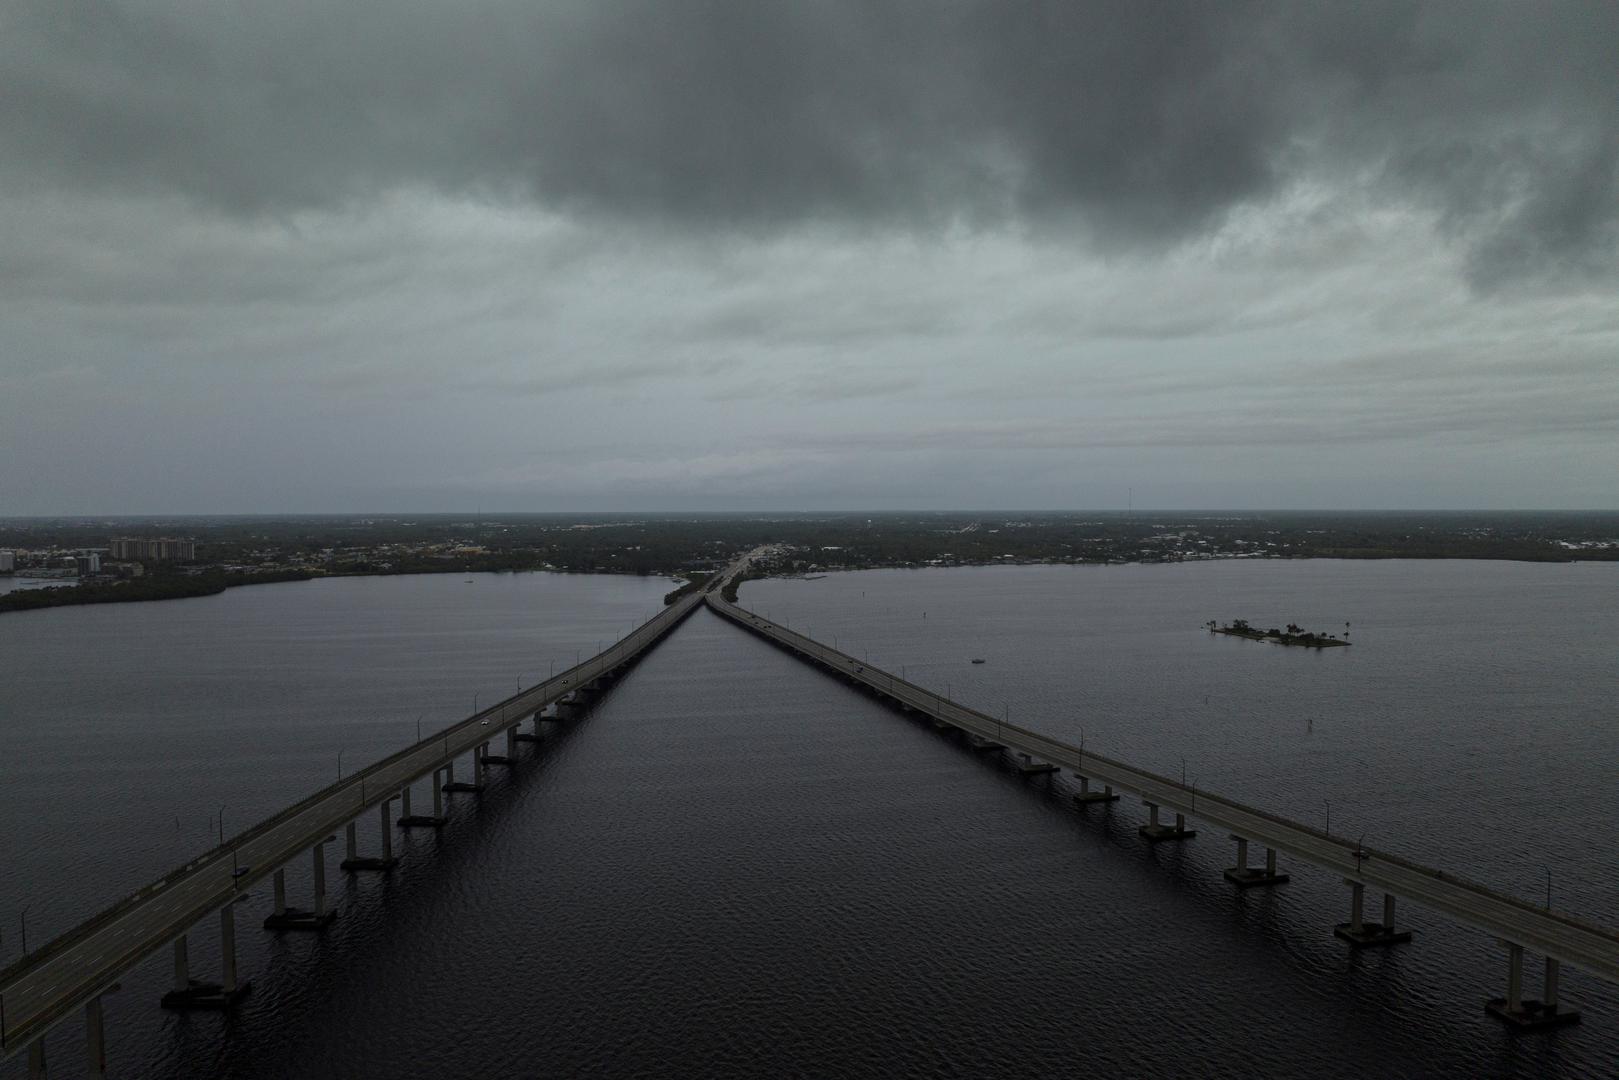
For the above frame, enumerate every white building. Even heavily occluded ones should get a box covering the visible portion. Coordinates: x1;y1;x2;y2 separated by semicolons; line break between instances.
0;550;14;573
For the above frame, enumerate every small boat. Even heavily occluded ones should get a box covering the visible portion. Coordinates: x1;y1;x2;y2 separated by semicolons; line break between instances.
971;658;986;664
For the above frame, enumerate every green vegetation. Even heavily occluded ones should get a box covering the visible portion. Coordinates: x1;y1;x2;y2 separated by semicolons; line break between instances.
1;510;1615;616
662;571;713;605
0;568;314;614
1210;618;1350;648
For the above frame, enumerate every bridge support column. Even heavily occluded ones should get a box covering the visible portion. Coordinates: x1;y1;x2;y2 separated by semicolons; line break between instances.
173;934;190;991
379;800;394;861
400;774;447;827
220;903;239;994
1334;881;1411;947
1224;836;1289;887
1487;945;1580;1028
514;713;543;742
313;840;328;917
443;750;484;793
341;799;399;871
1014;753;1058;775
28;1040;46;1080
162;905;250;1009
1139;801;1195;843
482;739;515;767
85;995;106;1080
266;842;337;928
1073;775;1119;805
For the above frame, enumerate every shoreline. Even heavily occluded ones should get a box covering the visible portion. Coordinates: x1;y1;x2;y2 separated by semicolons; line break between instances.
3;548;1614;617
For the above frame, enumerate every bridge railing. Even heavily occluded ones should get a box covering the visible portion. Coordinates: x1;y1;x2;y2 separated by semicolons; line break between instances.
0;591;703;999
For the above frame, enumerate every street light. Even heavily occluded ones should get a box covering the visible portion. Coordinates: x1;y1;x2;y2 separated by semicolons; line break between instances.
20;903;31;955
337;748;346;781
1323;800;1331;838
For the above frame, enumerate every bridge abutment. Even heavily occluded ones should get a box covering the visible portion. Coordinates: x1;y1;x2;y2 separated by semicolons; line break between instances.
1224;836;1289;888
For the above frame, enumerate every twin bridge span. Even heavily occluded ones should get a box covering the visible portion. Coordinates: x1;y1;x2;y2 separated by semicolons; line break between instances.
5;558;1616;1075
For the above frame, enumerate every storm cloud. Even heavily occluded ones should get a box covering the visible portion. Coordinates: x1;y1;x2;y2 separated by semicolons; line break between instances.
1;2;1615;512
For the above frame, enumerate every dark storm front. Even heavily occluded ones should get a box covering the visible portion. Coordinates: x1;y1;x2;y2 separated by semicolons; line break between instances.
4;562;1617;1078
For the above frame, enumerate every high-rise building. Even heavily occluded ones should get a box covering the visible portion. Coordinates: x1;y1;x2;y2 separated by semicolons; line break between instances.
0;550;14;573
108;538;196;562
76;553;102;576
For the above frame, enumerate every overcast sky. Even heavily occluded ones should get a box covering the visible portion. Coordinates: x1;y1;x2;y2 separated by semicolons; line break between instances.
2;2;1615;514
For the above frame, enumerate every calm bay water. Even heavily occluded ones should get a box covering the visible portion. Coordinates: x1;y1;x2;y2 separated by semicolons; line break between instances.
2;561;1616;1077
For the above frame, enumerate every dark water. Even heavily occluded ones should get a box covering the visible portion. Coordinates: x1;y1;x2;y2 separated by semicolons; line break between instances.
3;561;1616;1077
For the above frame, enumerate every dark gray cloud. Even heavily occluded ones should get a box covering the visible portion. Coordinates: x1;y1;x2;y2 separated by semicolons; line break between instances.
3;2;1616;514
4;2;1614;284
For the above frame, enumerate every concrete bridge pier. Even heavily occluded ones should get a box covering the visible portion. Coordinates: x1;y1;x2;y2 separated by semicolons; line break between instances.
482;736;515;767
162;905;250;1009
1139;801;1196;843
1224;836;1289;887
1334;881;1411;947
28;1039;46;1080
341;797;399;871
398;776;447;828
1015;753;1058;775
85;995;105;1080
1487;943;1580;1028
443;753;484;793
514;712;545;742
1072;775;1120;805
265;841;337;928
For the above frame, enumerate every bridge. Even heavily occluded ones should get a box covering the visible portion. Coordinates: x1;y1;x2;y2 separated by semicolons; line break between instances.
703;587;1614;1032
4;550;1614;1074
0;558;747;1079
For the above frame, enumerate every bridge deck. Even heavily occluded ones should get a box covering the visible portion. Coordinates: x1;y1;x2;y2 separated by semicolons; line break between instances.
706;592;1619;988
0;585;712;1058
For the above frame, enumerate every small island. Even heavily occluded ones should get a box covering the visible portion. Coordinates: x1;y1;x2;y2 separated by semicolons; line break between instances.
1207;618;1350;648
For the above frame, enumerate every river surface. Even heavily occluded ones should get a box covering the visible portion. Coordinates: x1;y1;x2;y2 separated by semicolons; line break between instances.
2;560;1616;1078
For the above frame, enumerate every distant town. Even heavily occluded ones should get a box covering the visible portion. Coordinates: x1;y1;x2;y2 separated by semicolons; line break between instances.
2;511;1617;614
